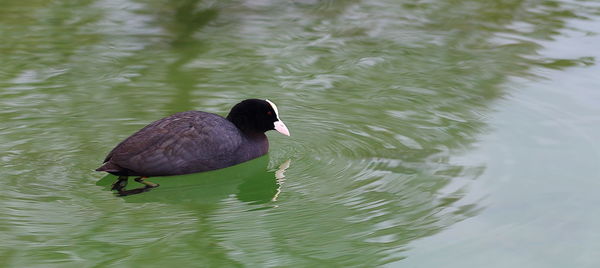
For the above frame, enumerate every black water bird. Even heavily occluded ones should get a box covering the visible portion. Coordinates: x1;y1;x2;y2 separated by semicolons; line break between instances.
96;99;290;195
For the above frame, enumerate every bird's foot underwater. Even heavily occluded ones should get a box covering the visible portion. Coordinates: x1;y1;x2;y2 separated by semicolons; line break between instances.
135;176;160;188
111;176;160;196
111;176;128;191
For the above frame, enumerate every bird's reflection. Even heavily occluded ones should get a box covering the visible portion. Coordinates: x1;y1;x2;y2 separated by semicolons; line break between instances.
95;156;291;206
271;159;290;202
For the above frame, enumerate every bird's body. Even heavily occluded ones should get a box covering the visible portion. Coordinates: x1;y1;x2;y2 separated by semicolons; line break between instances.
96;99;290;195
96;111;268;177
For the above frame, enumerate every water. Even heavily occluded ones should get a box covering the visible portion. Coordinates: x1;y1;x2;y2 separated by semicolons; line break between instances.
1;0;600;267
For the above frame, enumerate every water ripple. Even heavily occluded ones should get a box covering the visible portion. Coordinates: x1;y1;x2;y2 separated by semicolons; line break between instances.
1;0;599;266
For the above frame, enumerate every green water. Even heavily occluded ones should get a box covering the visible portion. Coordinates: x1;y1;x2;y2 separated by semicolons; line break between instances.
1;0;600;267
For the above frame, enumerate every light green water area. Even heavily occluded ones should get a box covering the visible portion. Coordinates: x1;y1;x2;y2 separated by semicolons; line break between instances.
2;0;600;267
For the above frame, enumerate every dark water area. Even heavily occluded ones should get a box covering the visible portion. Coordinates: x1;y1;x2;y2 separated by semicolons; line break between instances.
1;0;600;267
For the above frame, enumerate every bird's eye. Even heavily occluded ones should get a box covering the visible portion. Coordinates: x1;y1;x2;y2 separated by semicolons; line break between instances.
267;111;273;116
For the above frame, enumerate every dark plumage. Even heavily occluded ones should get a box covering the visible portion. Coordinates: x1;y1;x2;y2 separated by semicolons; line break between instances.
96;99;290;179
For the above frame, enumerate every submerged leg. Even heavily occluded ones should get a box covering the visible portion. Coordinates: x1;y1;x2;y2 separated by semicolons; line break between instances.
112;176;159;196
134;177;159;188
111;176;128;191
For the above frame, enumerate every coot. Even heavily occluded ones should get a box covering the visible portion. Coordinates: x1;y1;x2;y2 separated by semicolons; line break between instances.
96;99;290;193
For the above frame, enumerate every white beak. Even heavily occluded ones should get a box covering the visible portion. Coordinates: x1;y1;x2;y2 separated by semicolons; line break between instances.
274;120;290;136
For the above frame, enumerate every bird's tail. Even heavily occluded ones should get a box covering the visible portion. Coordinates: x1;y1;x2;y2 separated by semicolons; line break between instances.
95;162;123;173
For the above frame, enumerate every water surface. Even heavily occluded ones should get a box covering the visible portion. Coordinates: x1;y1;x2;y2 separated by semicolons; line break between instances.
1;0;600;267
